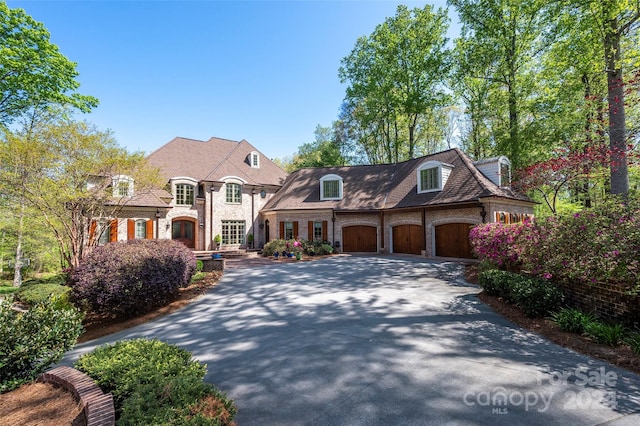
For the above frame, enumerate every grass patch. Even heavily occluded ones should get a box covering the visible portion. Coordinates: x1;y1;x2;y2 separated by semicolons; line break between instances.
0;286;19;295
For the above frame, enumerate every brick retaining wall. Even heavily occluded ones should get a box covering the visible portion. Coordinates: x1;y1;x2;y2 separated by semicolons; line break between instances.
38;366;115;426
557;281;640;326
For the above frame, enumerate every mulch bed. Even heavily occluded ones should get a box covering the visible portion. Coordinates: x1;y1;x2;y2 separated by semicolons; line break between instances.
465;265;640;376
0;382;82;426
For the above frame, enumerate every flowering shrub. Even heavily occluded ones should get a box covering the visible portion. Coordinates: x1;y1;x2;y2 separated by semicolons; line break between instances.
70;239;196;318
262;239;334;257
519;198;640;288
469;222;527;270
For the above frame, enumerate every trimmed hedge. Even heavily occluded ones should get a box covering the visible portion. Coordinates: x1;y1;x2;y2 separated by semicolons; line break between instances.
0;298;84;392
75;338;236;425
69;239;196;318
479;270;563;317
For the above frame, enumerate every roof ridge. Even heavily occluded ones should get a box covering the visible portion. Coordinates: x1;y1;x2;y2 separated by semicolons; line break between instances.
203;138;244;181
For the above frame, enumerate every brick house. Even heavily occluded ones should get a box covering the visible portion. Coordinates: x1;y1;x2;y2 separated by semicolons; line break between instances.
98;136;287;251
260;148;535;258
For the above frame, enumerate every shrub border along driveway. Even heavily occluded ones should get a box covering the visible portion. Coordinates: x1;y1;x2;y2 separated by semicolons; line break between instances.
62;255;640;425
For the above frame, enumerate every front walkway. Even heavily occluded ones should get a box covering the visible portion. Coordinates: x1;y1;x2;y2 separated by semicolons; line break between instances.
62;256;640;425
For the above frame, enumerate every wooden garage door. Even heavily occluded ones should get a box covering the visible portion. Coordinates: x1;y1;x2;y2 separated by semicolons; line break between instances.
393;225;425;255
342;225;377;252
434;223;474;258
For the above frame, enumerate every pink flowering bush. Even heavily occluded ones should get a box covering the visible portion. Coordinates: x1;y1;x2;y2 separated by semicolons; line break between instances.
472;198;640;291
469;222;527;270
520;198;640;288
70;239;197;318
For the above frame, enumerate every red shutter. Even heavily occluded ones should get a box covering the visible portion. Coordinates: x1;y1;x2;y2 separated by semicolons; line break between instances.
293;221;299;239
279;222;284;239
308;221;314;241
109;219;118;242
127;219;135;240
146;219;153;239
322;221;328;241
89;220;97;244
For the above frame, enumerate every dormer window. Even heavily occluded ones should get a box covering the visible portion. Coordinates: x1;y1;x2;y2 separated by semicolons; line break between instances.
112;175;134;197
250;151;260;168
474;156;511;187
320;174;343;200
499;159;511;187
417;161;453;193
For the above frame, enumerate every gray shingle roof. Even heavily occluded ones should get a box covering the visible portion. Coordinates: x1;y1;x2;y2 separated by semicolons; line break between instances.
263;148;532;212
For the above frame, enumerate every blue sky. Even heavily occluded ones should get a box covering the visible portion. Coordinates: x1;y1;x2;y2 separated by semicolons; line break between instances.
8;0;457;160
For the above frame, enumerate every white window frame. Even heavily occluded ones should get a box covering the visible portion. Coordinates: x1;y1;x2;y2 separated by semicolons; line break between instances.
320;174;343;201
417;161;442;193
226;183;242;204
499;158;511;187
284;221;294;240
112;175;134;197
134;219;147;239
222;220;246;244
175;183;195;205
250;151;260;168
313;222;323;241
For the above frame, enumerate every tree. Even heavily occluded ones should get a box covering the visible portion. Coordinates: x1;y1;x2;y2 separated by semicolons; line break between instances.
339;4;451;164
287;124;348;172
448;0;559;168
0;114;161;269
0;2;97;124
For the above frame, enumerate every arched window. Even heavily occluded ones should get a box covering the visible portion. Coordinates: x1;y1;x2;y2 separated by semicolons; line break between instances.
320;174;343;201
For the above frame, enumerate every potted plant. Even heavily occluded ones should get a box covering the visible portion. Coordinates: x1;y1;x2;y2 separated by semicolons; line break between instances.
214;234;221;250
247;233;254;249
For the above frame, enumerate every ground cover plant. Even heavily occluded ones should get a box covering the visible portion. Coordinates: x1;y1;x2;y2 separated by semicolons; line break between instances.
69;239;197;318
75;338;236;425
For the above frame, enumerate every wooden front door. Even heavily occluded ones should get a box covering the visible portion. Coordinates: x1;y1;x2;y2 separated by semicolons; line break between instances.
392;224;425;255
434;223;474;258
342;225;377;252
172;219;195;248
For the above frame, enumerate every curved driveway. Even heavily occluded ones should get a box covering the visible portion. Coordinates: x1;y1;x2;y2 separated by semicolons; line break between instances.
62;255;640;425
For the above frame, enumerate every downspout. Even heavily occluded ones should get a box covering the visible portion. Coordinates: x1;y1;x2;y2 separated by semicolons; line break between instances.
332;209;336;248
251;187;256;248
210;185;215;249
480;202;487;224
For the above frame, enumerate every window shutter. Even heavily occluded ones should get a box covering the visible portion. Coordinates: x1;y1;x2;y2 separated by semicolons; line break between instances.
322;221;328;241
308;221;314;240
127;219;135;240
146;219;153;239
109;219;118;242
89;220;97;244
279;222;284;239
293;221;299;239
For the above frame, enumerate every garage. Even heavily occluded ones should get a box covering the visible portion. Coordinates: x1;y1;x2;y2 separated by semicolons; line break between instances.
434;223;474;258
342;225;378;252
392;224;425;255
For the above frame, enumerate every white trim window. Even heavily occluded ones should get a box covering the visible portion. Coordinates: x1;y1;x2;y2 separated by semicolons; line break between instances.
175;183;195;205
320;174;343;200
417;161;453;193
226;183;242;204
112;175;134;197
135;219;147;239
222;220;245;244
250;151;260;168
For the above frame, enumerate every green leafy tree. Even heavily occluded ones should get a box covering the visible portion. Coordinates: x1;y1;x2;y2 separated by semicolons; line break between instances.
0;113;161;269
0;2;97;124
288;124;348;172
339;4;451;164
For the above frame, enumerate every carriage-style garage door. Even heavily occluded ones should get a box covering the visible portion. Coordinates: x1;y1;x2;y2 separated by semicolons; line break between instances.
434;223;474;258
392;225;425;255
342;225;378;252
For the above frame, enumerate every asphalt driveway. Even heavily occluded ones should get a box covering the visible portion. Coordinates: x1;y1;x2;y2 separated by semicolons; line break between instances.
61;255;640;425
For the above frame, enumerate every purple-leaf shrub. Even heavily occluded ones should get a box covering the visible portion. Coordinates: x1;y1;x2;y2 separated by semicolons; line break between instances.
70;239;197;317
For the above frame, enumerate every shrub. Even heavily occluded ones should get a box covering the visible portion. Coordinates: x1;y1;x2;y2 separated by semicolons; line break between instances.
469;222;527;270
552;308;597;334
69;239;196;318
479;270;563;317
0;297;84;392
262;239;287;257
15;282;71;307
584;321;626;346
196;260;204;272
75;338;236;424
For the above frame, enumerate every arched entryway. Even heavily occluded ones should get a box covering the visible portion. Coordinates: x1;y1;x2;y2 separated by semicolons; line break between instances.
172;218;196;248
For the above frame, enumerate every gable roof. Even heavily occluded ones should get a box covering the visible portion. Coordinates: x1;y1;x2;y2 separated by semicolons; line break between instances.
263;148;533;212
147;136;287;186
